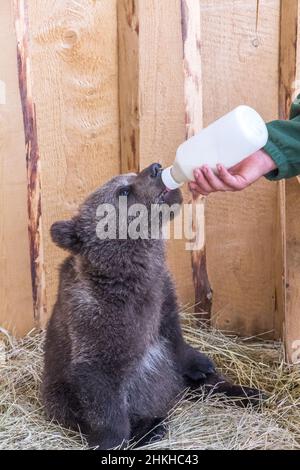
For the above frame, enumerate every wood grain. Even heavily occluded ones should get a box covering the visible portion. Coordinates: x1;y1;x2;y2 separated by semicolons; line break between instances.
181;0;212;318
3;0;300;347
285;178;300;363
14;0;47;323
118;0;195;308
280;0;300;362
279;0;298;120
27;0;120;325
118;0;140;173
200;0;281;337
0;0;33;335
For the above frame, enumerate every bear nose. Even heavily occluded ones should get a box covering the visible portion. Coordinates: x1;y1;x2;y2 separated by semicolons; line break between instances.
150;163;162;178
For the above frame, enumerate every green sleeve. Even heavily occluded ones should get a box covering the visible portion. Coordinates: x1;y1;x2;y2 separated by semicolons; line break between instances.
264;95;300;181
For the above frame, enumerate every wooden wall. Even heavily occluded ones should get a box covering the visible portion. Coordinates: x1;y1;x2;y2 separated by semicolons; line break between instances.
0;0;300;362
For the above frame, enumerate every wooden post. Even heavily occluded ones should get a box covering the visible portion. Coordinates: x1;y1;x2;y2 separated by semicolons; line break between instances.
279;0;300;363
279;0;299;120
180;0;212;318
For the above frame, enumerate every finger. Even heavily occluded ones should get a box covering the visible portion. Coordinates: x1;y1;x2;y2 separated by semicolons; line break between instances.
217;164;248;190
201;165;232;191
193;169;214;194
189;182;209;197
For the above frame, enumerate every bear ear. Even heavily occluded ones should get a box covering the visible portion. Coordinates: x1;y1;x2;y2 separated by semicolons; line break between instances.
50;219;81;253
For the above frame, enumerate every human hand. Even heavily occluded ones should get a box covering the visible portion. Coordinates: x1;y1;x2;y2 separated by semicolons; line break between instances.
189;150;277;197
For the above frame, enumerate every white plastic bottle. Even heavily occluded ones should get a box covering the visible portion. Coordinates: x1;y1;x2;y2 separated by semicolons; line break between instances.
161;105;268;189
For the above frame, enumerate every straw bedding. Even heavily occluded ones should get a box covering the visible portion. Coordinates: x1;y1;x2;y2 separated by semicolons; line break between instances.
0;314;299;450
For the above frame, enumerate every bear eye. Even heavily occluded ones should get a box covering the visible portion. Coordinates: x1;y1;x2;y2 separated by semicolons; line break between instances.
118;186;131;197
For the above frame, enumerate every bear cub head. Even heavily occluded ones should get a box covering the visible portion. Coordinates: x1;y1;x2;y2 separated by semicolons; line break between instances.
50;163;183;266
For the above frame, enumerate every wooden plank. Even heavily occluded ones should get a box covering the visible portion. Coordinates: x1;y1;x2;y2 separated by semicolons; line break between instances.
180;0;212;318
273;180;286;343
27;0;120;325
0;0;33;335
280;0;300;363
118;0;139;173
201;0;281;337
14;0;47;323
272;0;294;347
118;0;195;308
285;178;300;363
279;0;298;120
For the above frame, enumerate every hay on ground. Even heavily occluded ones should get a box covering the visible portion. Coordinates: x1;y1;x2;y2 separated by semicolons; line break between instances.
0;314;299;450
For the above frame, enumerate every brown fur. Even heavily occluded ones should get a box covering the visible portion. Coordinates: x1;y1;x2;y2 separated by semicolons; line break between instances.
42;163;263;449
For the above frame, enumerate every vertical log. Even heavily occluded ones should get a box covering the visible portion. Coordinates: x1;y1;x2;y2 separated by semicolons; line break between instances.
279;0;300;363
14;0;47;323
180;0;212;318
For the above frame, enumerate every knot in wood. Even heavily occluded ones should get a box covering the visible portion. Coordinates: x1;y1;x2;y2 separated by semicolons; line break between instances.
62;29;78;48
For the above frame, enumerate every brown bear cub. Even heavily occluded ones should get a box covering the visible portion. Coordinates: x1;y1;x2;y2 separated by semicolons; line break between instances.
42;163;261;449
